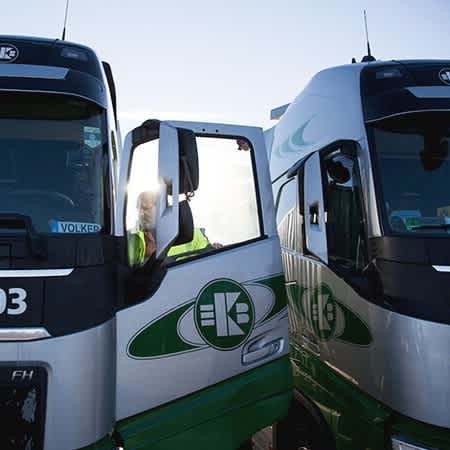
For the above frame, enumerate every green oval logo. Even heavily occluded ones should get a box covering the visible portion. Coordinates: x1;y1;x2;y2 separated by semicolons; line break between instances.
194;279;255;350
311;284;337;341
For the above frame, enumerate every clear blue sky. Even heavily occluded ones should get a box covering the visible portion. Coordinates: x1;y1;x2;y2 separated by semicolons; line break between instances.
2;0;449;133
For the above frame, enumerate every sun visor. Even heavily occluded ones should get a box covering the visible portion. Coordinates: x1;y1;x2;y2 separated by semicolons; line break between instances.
361;62;450;122
363;86;450;123
0;64;107;109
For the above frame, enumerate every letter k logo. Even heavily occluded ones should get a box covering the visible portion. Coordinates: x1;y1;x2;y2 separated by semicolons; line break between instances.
196;279;255;350
214;292;250;337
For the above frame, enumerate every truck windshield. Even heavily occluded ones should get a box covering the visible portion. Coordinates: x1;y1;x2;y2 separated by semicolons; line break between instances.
369;112;450;236
0;92;107;234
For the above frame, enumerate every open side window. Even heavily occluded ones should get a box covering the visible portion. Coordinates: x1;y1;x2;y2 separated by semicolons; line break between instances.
300;142;369;289
322;143;368;272
164;134;262;265
320;141;370;291
118;120;274;304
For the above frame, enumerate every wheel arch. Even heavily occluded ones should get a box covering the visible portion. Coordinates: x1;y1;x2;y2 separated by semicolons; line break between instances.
273;388;336;450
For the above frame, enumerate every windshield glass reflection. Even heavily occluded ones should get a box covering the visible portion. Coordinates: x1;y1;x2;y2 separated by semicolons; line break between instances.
370;112;450;235
0;93;107;234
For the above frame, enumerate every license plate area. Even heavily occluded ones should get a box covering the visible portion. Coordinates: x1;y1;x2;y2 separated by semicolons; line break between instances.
0;366;47;450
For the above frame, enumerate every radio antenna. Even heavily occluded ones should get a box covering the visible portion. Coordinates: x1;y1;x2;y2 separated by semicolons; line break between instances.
61;0;70;40
362;9;376;62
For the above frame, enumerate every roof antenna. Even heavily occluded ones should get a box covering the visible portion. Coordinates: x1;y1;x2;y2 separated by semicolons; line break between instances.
361;9;376;62
61;0;70;40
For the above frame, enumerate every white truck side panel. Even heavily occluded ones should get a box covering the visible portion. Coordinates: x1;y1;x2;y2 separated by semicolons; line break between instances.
116;237;288;420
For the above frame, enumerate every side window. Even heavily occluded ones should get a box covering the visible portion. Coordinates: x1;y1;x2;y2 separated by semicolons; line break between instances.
323;152;366;272
275;177;300;252
166;137;261;263
126;140;159;267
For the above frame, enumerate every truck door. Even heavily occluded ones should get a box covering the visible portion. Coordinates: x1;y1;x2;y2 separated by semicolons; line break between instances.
115;120;291;447
304;151;328;263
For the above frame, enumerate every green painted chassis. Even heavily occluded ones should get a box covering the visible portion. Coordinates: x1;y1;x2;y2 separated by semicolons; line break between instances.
82;356;292;450
291;342;450;450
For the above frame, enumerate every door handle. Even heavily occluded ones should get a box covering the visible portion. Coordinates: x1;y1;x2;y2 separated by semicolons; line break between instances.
242;335;284;365
309;202;319;225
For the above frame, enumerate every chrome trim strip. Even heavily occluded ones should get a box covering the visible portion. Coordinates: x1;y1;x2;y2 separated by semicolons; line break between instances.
433;265;450;272
365;108;450;123
0;64;68;79
391;437;428;450
0;328;51;341
300;253;327;267
0;269;73;278
324;361;359;386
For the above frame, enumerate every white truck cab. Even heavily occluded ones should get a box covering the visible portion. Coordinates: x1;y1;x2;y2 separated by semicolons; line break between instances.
0;36;291;450
269;60;450;450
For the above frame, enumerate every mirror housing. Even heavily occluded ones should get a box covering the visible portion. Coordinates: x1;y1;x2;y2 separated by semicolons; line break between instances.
172;200;194;245
126;121;199;265
178;128;199;194
326;160;351;184
132;120;199;196
132;119;160;147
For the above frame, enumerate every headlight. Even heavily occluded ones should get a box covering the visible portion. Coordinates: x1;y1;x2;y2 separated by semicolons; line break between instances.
392;436;435;450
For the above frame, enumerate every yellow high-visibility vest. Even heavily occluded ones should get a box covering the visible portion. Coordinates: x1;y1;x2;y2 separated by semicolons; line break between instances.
167;227;210;258
128;230;146;266
129;227;210;266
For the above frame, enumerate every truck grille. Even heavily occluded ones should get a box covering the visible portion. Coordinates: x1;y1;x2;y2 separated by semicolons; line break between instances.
0;366;46;450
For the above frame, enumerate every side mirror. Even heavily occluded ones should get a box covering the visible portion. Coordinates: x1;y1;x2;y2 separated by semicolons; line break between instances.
172;200;194;245
126;120;199;266
420;138;448;171
133;120;199;195
326;160;351;184
178;128;199;194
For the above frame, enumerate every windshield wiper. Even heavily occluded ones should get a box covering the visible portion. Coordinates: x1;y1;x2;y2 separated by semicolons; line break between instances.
410;223;450;231
0;214;47;258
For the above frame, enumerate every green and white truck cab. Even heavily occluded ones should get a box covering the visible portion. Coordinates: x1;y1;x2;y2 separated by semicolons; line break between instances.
0;36;291;449
268;60;450;450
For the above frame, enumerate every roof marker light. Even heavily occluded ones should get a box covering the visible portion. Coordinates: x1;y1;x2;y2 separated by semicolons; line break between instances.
375;68;403;79
61;47;88;62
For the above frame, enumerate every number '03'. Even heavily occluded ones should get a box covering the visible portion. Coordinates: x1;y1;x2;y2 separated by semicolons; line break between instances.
0;288;27;315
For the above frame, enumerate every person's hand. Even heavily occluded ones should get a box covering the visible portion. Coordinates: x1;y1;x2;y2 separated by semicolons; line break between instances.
143;231;156;257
